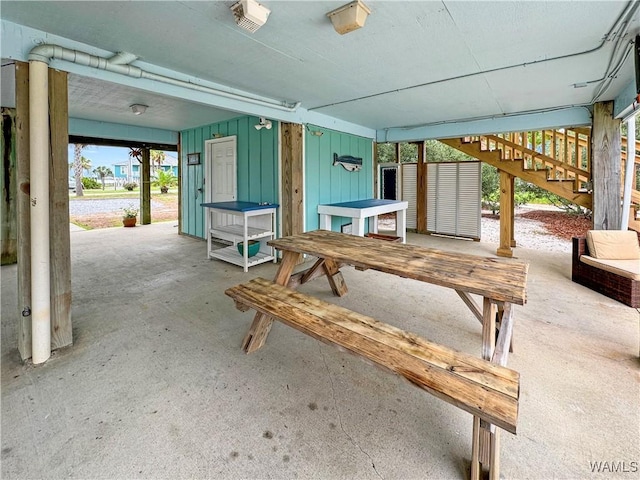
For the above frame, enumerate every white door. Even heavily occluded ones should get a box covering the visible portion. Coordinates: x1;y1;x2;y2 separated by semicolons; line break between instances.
205;137;237;227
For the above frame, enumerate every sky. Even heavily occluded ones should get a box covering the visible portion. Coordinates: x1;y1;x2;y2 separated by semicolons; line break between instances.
66;145;176;171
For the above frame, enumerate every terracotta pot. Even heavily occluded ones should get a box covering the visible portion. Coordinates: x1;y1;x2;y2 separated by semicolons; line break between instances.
123;217;137;227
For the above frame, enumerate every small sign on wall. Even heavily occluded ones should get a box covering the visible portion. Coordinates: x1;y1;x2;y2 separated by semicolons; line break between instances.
187;153;200;165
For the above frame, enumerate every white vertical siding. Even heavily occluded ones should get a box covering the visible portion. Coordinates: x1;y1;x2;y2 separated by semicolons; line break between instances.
426;162;481;239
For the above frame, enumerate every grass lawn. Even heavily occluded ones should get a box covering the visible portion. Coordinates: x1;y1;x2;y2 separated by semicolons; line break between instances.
69;191;178;229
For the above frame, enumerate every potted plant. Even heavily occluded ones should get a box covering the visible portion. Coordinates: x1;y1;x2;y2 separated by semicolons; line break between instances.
122;204;139;227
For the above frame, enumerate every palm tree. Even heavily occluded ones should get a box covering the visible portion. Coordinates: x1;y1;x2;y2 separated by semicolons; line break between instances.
128;148;143;182
93;166;113;190
152;169;177;193
80;156;92;176
73;144;85;196
150;150;166;175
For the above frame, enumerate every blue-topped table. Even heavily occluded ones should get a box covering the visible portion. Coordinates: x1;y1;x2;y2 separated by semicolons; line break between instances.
200;201;277;212
201;201;278;272
317;199;408;243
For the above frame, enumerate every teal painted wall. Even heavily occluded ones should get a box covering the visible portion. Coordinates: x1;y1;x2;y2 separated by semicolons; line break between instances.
180;116;279;238
305;127;373;232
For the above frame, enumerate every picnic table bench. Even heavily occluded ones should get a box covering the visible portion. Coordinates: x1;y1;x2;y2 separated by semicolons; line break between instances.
225;230;529;479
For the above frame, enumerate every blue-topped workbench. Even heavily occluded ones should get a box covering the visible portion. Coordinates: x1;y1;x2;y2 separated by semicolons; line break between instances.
317;199;408;243
201;201;278;272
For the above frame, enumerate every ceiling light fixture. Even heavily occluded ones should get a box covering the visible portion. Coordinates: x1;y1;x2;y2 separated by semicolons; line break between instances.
231;0;271;33
255;117;272;130
130;104;148;115
327;0;371;35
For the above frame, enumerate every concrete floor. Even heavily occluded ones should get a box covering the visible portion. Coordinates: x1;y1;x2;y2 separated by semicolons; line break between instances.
1;222;638;479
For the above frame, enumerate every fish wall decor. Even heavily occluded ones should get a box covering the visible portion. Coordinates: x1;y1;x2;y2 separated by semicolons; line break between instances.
333;153;363;172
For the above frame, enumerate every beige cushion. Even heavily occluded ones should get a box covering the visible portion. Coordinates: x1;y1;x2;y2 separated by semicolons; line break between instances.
580;255;640;281
586;230;640;260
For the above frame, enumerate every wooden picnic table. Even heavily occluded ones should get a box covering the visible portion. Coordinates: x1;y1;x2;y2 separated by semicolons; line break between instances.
239;229;529;479
243;230;528;353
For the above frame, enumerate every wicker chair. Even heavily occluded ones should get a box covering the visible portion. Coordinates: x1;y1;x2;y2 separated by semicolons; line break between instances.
572;234;640;308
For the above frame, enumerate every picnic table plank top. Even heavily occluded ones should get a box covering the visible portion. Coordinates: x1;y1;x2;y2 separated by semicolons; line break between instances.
269;230;528;305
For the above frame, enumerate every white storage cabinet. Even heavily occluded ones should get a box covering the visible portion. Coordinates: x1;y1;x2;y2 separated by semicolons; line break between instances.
201;201;278;272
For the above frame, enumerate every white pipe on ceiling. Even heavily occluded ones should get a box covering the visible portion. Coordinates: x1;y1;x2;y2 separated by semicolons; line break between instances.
621;115;636;229
28;44;301;112
28;59;51;365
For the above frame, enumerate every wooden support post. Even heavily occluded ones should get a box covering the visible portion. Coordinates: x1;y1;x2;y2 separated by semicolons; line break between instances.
592;102;621;230
1;107;18;265
416;141;427;233
48;68;72;350
141;147;151;225
281;123;304;237
509;174;516;247
497;171;514;257
373;142;379;199
15;61;32;360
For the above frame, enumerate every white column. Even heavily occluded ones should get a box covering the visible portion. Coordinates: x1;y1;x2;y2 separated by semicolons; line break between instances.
29;59;51;364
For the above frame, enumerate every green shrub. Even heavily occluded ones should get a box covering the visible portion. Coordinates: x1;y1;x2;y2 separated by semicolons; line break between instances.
123;182;138;191
82;177;100;189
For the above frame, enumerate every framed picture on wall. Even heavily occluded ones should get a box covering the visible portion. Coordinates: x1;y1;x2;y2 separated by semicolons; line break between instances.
187;153;200;165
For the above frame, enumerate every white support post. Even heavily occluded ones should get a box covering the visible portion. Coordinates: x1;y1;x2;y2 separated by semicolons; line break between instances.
29;59;51;365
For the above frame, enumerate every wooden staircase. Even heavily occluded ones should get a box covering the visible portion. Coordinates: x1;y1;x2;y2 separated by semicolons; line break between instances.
440;129;593;210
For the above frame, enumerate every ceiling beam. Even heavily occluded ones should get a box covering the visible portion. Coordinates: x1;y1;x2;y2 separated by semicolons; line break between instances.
377;107;593;143
68;135;177;151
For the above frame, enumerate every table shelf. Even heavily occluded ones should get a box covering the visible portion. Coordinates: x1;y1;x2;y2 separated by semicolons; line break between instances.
208;245;275;268
209;224;273;242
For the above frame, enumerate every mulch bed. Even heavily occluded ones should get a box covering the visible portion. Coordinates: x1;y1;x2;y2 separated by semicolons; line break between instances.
483;210;592;240
517;210;592;240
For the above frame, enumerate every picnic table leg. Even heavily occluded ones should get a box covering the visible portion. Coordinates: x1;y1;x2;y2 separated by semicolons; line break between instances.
471;298;501;479
241;251;301;353
496;304;514;353
322;258;348;296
